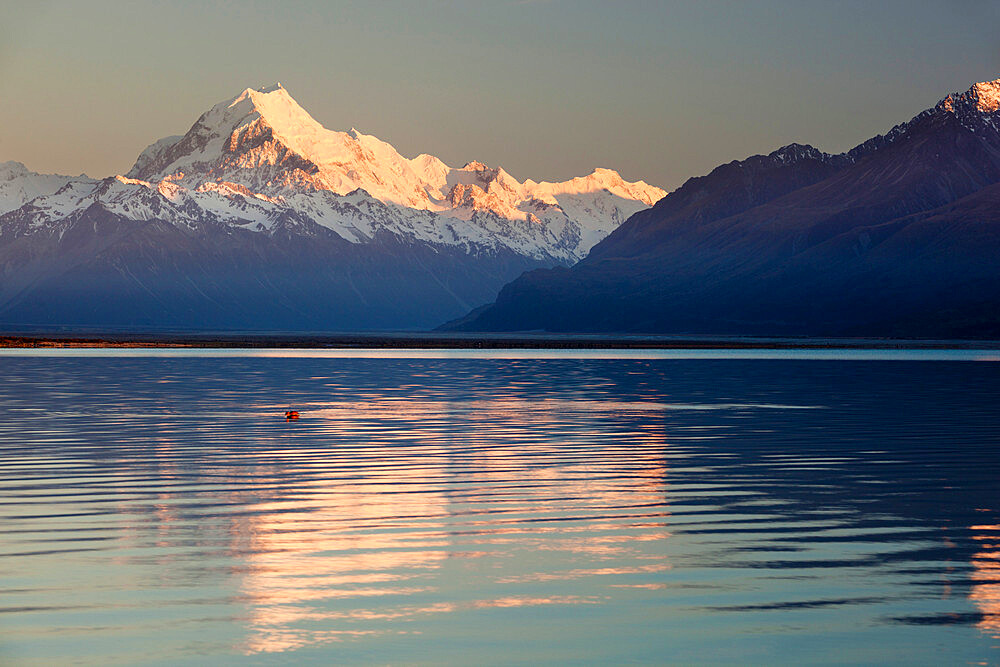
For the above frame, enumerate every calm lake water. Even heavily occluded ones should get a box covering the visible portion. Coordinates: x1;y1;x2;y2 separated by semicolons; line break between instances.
0;350;998;664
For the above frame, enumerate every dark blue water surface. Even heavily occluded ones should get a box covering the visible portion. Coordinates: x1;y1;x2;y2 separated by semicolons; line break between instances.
0;351;998;664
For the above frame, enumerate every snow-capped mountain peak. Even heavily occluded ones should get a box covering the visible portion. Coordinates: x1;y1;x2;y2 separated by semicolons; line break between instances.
0;161;98;217
968;79;1000;112
940;78;1000;115
903;77;1000;139
4;84;666;262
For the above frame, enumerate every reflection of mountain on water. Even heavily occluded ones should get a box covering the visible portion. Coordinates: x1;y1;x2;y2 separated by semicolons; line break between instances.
231;465;451;654
216;395;674;654
215;358;1000;654
970;524;1000;638
1;356;998;662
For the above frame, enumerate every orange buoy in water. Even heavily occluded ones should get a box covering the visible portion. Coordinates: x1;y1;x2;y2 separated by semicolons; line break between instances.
284;411;300;420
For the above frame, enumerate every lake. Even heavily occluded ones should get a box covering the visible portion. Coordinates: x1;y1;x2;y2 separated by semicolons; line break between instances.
0;350;998;664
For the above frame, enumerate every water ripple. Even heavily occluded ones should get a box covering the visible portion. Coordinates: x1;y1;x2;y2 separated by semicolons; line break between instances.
0;356;997;664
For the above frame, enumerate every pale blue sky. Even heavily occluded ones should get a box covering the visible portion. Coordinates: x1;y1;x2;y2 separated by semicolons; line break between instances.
1;0;997;189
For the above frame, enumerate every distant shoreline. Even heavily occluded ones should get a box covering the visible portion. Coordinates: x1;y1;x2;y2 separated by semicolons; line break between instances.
2;333;998;350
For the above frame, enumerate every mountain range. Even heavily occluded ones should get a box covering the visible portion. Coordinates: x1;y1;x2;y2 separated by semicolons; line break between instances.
449;78;1000;337
0;84;663;331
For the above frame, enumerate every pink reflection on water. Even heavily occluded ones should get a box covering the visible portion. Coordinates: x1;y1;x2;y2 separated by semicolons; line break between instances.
496;563;672;585
231;453;452;654
219;395;674;654
969;523;1000;637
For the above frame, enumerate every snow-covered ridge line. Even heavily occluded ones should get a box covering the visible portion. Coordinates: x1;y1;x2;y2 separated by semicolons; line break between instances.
2;84;667;261
126;83;666;217
0;161;97;218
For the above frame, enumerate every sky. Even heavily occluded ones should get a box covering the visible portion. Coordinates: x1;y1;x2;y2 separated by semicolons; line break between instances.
1;0;998;190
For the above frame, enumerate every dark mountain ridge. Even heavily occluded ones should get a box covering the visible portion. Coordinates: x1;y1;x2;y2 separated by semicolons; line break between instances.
449;78;1000;337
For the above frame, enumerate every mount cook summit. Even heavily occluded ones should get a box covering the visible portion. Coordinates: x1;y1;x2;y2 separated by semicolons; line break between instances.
0;84;664;331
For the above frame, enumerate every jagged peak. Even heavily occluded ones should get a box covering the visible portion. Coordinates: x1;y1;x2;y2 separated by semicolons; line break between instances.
708;143;850;173
116;83;665;220
939;77;1000;114
970;79;1000;112
846;76;1000;161
130;84;344;182
177;83;317;146
233;83;289;104
231;83;315;127
682;143;849;192
719;77;1000;176
767;143;836;164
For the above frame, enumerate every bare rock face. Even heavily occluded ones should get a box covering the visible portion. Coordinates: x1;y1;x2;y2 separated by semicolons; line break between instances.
451;78;1000;338
0;85;665;331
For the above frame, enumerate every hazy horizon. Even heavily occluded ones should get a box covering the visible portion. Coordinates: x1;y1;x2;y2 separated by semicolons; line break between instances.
1;0;998;189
